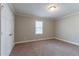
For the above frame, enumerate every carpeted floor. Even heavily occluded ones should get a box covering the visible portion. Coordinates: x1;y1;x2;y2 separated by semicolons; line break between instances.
10;39;79;56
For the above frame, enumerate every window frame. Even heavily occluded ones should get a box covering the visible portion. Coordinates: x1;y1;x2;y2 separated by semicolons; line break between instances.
35;21;43;34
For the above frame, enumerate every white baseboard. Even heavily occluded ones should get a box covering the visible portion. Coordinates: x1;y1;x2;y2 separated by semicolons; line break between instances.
15;37;53;44
54;37;79;46
15;37;79;46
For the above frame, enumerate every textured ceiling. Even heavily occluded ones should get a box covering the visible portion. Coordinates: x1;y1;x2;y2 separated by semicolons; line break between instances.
13;3;79;18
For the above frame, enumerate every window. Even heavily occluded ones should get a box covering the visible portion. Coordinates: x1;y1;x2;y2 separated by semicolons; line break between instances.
35;21;43;34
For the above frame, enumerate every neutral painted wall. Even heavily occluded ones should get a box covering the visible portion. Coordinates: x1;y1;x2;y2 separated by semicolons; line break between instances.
55;12;79;45
1;3;15;56
15;15;54;42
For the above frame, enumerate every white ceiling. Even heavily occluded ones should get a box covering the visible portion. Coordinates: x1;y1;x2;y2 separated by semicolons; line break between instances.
13;3;79;18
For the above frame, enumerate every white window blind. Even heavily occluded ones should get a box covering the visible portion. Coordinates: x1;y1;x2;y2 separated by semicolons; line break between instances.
35;21;43;34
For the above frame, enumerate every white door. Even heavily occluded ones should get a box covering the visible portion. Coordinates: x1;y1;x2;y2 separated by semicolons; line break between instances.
1;4;14;56
1;4;6;55
0;3;1;56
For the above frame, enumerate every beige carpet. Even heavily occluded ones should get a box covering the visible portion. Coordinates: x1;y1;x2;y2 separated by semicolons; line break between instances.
10;39;79;56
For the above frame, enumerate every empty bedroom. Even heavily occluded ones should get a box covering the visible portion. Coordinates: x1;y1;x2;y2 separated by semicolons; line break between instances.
1;3;79;56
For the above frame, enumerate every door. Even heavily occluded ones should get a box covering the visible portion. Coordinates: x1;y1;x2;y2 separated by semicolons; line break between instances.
0;3;1;56
1;3;14;56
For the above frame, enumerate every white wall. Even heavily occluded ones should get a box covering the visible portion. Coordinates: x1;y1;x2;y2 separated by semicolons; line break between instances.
15;15;54;43
1;3;15;56
0;3;1;55
55;12;79;45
